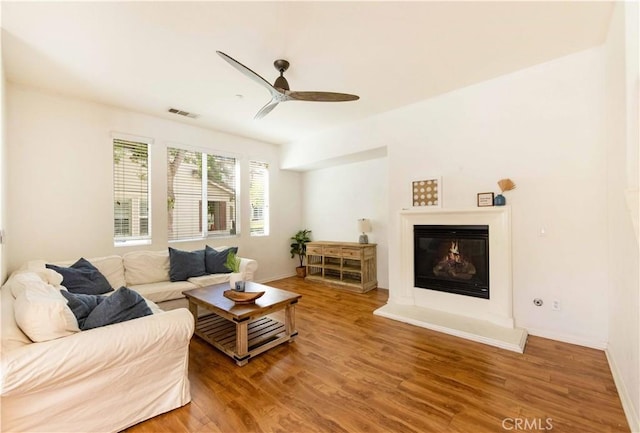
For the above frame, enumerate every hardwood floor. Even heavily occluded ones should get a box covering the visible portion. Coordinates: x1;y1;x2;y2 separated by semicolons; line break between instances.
125;277;630;433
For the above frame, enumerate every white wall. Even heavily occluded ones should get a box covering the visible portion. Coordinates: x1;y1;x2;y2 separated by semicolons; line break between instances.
302;157;389;288
5;84;303;282
285;46;611;348
0;37;6;284
605;3;639;431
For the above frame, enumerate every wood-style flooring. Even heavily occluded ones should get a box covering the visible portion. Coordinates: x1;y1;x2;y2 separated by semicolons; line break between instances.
124;277;630;433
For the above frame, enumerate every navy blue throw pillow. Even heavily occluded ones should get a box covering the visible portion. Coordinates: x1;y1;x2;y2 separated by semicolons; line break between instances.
168;247;207;282
60;290;105;329
46;258;113;295
205;246;238;274
82;287;153;331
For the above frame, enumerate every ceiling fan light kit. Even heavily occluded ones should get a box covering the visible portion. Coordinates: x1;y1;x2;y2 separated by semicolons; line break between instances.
216;51;359;119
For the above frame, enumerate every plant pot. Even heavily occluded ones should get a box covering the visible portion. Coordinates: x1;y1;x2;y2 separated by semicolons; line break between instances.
296;266;307;278
229;272;245;291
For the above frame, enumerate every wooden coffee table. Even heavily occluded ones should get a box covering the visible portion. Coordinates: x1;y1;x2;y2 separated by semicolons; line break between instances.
183;282;302;366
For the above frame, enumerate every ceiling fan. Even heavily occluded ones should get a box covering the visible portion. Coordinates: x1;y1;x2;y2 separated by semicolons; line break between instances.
216;51;359;119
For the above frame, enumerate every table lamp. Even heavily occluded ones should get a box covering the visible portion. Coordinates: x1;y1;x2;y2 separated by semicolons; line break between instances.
357;218;372;244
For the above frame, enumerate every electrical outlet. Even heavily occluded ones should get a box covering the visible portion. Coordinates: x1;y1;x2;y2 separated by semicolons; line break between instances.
552;300;561;311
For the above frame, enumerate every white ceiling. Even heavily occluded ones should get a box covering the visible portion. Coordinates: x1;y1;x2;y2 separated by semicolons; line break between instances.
1;1;614;145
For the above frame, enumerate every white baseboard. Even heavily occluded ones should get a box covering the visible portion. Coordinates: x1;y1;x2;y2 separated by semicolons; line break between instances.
526;327;607;350
606;347;640;433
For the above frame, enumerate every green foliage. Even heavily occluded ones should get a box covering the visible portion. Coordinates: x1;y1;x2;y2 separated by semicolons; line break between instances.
113;140;148;181
290;229;312;268
225;250;241;273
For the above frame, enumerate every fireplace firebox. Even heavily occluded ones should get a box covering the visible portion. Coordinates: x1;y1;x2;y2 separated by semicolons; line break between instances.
414;225;489;299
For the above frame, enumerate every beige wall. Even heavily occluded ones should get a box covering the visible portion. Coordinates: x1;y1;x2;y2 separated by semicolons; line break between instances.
5;84;303;282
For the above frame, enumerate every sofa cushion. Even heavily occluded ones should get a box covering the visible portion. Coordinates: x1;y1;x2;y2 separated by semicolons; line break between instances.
123;250;170;285
188;273;232;287
70;287;153;331
169;247;207;282
129;280;197;304
86;256;126;290
46;258;113;295
205;246;238;274
13;280;80;342
50;256;126;290
1;285;31;352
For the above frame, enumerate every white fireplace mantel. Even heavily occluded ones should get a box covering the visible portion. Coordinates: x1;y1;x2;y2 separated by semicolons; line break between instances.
374;206;528;352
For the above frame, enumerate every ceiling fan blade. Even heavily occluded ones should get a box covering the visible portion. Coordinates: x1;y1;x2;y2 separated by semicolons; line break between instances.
287;91;360;102
254;100;280;120
216;51;278;96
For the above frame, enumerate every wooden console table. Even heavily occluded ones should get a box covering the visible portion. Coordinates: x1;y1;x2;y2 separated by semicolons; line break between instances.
305;241;377;293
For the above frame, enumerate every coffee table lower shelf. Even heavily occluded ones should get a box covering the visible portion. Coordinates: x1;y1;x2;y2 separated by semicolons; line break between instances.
195;313;296;366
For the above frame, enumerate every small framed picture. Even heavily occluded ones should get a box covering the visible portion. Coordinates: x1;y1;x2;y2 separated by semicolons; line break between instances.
412;177;441;208
477;192;494;207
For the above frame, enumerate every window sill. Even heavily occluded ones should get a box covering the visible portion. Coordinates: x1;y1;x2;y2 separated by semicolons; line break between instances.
114;239;152;247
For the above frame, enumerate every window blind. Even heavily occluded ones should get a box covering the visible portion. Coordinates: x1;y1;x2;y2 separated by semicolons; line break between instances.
113;138;150;242
249;160;269;236
167;147;203;240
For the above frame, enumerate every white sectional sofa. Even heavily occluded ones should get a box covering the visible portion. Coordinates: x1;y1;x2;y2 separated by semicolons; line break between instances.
32;247;258;311
0;248;258;432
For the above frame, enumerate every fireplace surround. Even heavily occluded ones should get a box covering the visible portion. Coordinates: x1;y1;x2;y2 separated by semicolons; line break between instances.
374;206;527;352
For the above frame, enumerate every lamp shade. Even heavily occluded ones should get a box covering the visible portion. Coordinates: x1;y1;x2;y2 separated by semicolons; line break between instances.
357;218;372;233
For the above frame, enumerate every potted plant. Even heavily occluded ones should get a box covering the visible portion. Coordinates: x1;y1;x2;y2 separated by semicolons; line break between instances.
290;229;312;278
225;250;244;291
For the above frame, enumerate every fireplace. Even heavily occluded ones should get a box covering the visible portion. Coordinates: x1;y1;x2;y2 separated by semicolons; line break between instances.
414;225;489;299
374;207;527;353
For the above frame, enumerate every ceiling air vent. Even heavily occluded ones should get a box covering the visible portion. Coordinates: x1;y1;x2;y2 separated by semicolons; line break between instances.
168;108;199;119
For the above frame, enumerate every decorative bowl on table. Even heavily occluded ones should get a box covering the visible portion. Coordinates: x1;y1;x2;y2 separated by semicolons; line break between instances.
223;290;265;304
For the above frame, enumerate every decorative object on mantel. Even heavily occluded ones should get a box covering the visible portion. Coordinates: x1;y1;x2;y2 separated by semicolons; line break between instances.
477;192;495;207
412;177;441;208
494;178;516;206
290;229;312;278
223;289;265;304
357;218;372;244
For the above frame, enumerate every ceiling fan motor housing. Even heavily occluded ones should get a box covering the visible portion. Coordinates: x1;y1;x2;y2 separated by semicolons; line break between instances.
273;59;290;90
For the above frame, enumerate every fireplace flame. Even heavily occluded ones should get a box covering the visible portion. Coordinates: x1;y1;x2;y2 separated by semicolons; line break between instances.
449;241;459;255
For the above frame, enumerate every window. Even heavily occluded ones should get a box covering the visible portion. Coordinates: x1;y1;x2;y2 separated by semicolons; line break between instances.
113;137;151;244
167;147;238;240
249;160;269;236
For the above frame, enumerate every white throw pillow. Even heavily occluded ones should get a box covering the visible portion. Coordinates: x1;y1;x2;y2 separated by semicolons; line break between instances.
8;270;64;298
14;280;80;342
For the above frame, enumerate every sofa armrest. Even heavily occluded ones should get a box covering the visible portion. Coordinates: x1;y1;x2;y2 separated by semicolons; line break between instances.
1;308;194;397
239;257;258;281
